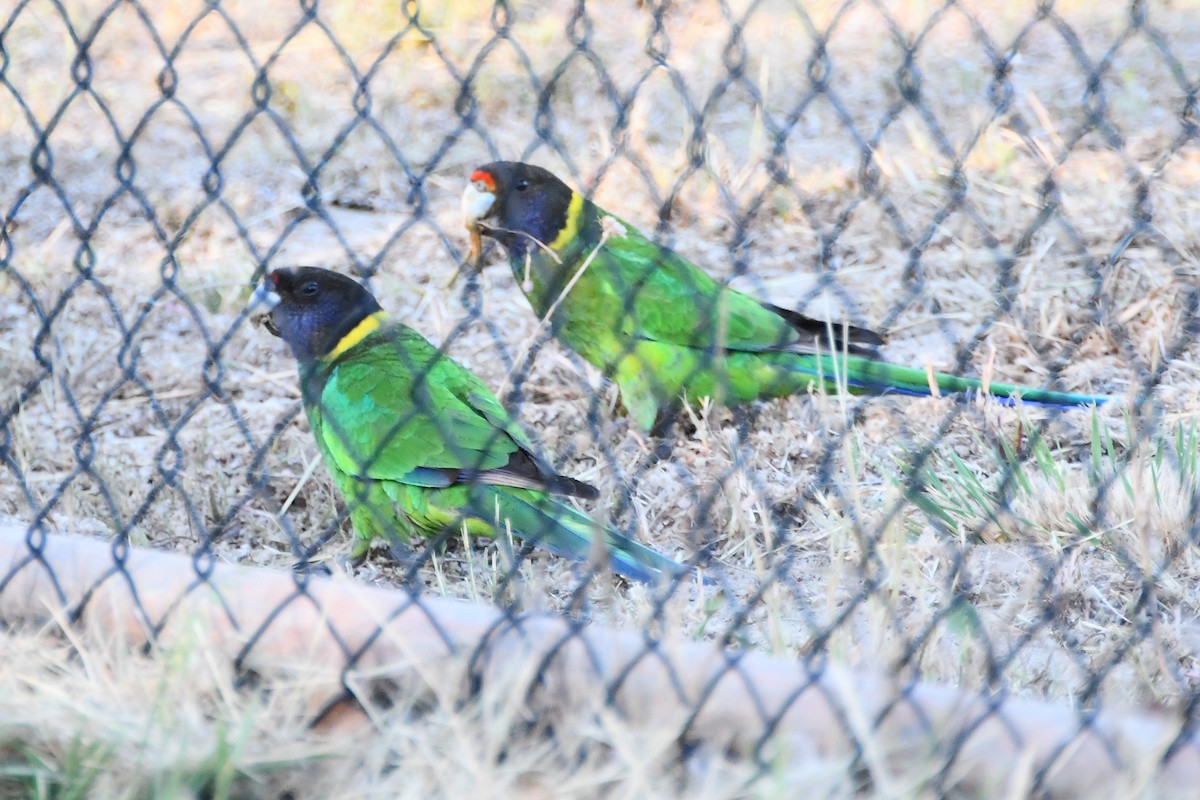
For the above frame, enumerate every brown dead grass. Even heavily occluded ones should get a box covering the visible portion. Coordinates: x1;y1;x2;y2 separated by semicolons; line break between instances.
2;0;1200;795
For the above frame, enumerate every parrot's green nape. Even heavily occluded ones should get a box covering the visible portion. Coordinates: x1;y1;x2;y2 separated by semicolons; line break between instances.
461;161;1111;432
254;266;691;584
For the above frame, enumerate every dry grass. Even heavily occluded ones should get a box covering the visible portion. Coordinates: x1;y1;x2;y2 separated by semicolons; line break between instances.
2;0;1200;795
0;619;790;798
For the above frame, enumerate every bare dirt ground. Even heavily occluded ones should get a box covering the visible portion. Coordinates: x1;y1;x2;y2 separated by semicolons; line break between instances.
2;0;1199;795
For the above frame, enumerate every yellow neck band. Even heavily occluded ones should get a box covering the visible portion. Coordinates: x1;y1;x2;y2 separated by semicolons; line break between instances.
324;311;386;361
547;191;585;251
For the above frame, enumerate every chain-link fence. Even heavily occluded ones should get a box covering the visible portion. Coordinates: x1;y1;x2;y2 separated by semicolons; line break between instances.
2;0;1199;795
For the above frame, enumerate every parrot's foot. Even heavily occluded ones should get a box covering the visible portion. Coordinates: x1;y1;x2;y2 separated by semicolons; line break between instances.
648;410;677;440
290;558;334;577
387;540;435;588
384;538;421;567
651;433;675;463
636;412;680;464
347;538;373;568
425;527;454;555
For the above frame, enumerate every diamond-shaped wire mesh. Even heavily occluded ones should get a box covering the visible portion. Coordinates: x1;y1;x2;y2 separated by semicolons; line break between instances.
2;0;1199;795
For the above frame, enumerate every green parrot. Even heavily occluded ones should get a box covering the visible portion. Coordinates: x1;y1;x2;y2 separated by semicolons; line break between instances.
254;266;687;583
461;161;1108;432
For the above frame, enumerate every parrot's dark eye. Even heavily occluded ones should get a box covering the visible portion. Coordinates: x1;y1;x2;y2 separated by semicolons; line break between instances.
515;179;529;192
300;281;319;297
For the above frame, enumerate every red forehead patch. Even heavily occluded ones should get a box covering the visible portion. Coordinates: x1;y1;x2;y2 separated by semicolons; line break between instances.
470;169;496;192
268;270;281;286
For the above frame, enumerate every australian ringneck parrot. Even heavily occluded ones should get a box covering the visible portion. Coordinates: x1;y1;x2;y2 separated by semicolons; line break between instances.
461;161;1109;432
254;266;687;583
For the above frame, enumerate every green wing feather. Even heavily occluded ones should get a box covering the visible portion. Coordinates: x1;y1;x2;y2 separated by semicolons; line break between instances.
304;323;688;582
511;198;1108;431
314;326;520;482
593;219;807;353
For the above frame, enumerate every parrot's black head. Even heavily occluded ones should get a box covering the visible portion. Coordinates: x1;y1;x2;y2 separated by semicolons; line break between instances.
255;266;383;362
462;161;575;257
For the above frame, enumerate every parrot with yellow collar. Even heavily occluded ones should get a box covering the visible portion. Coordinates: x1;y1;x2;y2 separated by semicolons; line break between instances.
461;161;1107;431
254;266;688;582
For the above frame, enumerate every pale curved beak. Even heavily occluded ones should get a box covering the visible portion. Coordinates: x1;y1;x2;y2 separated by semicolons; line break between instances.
249;280;282;336
250;282;281;311
461;180;496;270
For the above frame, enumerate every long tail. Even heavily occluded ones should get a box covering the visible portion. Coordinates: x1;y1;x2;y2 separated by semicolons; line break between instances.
485;487;693;584
795;354;1109;409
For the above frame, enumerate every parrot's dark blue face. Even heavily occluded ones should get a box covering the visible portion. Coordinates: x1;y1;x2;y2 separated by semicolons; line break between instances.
256;266;383;362
463;161;575;257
